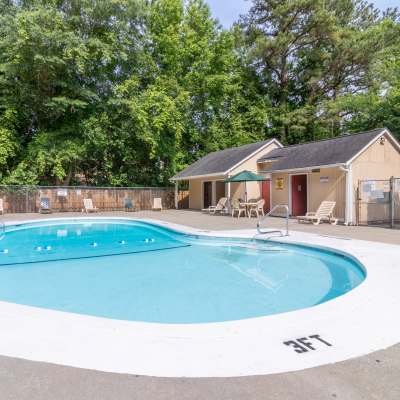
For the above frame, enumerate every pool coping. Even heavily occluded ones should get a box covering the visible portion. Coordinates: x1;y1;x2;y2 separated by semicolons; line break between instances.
0;216;399;377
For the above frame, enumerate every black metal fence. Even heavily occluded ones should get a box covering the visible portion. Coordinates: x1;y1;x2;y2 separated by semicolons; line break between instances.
357;177;400;228
0;185;189;213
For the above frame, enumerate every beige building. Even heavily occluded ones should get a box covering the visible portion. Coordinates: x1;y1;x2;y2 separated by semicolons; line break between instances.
171;128;400;224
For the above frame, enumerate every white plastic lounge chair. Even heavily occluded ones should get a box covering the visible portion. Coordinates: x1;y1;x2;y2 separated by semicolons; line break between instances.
202;197;228;215
0;199;3;215
231;199;246;218
152;197;162;211
82;198;98;213
297;201;338;225
248;199;265;218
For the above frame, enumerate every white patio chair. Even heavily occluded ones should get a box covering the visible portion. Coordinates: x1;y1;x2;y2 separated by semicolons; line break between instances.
152;197;163;211
297;201;338;225
248;199;265;218
82;198;98;213
231;199;247;218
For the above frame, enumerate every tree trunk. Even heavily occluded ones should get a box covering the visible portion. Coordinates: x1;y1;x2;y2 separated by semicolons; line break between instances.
63;165;74;186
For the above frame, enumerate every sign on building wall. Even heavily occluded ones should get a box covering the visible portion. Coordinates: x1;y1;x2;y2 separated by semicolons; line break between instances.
276;178;284;190
320;176;329;183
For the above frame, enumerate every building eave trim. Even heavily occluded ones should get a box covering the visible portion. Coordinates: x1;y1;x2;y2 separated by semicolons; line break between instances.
259;163;346;174
171;172;227;181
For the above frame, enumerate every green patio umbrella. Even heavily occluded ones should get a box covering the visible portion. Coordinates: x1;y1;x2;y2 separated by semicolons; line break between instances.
224;170;266;202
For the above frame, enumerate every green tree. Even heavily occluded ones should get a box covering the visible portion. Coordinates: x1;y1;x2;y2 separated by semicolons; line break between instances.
241;0;399;143
321;26;400;139
0;0;145;184
0;0;398;186
89;0;270;185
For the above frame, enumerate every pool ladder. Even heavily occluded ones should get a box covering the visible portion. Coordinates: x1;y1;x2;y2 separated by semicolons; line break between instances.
256;204;289;237
0;221;4;240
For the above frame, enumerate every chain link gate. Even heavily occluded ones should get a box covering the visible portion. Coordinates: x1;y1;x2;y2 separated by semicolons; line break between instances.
357;177;400;228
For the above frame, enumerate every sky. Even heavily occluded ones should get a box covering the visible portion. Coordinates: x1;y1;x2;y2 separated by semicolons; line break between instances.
206;0;400;27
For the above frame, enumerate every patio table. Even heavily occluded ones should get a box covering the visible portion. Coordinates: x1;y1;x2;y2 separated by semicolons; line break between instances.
239;202;258;218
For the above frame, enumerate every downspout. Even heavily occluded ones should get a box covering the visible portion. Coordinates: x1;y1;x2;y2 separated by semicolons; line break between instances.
227;178;231;213
340;164;353;225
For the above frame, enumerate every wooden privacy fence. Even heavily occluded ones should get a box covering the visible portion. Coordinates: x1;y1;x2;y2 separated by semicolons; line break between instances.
0;186;189;213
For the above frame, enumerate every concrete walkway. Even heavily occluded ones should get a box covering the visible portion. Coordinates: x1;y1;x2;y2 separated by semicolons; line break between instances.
1;344;399;400
0;210;399;399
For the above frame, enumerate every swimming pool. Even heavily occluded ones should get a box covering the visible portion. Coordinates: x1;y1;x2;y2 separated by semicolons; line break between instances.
0;219;365;324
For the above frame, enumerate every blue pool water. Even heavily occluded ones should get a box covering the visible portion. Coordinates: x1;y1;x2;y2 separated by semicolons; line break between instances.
0;219;365;323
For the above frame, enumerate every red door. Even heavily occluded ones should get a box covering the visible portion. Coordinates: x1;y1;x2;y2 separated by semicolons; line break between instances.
203;182;212;208
291;175;307;216
261;180;271;213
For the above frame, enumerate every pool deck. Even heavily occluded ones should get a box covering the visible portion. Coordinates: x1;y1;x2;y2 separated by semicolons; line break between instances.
1;210;400;399
2;209;400;245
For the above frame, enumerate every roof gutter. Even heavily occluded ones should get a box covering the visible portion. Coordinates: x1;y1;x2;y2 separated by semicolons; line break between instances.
259;163;346;174
171;172;227;182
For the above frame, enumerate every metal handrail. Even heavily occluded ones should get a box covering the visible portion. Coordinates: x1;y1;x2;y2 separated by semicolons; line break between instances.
0;221;5;240
256;204;289;236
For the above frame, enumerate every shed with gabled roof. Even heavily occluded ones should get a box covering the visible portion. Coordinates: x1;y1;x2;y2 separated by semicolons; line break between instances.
172;128;400;224
171;139;283;210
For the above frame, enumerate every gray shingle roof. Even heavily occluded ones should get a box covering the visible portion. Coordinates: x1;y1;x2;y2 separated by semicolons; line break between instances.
258;128;388;172
172;139;277;180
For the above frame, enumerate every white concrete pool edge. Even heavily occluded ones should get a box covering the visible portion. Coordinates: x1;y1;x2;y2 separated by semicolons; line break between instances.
0;216;399;377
